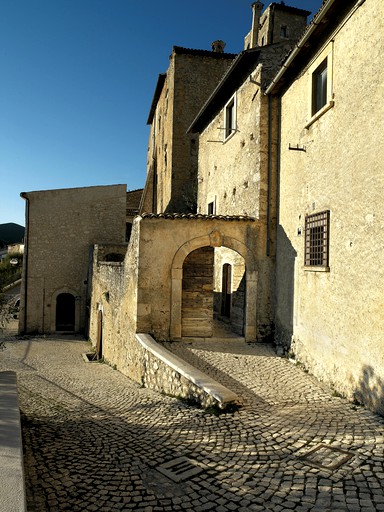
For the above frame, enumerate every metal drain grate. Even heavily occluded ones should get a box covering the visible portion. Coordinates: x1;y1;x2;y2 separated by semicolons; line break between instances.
157;456;205;482
299;444;354;471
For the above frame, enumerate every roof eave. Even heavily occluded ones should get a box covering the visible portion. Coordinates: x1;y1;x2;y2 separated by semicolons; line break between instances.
147;73;167;125
265;0;359;95
188;48;261;134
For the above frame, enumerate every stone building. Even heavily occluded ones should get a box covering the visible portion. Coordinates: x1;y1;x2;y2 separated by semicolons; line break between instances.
140;46;236;214
266;0;384;413
20;185;127;334
86;2;310;373
188;4;309;339
19;0;384;414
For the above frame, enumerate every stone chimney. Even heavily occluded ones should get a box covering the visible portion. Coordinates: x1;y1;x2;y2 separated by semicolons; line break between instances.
250;1;264;48
211;40;226;53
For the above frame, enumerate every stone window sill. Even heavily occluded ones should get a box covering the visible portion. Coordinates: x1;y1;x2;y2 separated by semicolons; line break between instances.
304;265;330;272
305;100;335;129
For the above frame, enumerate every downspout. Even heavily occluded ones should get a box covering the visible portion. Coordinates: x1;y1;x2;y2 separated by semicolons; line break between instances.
20;192;29;334
266;93;281;258
267;95;272;256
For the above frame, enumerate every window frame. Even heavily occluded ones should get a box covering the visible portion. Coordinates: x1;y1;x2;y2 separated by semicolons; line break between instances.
304;210;330;271
280;25;288;39
312;58;328;115
305;42;334;129
224;94;237;141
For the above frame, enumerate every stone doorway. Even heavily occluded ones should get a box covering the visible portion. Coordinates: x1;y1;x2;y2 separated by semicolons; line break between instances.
56;293;75;331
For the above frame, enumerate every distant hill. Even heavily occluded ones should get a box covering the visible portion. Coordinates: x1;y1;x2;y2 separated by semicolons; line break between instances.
0;223;25;248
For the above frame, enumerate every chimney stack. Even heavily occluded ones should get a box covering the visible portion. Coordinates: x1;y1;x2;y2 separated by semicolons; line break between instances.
211;40;226;53
250;1;264;48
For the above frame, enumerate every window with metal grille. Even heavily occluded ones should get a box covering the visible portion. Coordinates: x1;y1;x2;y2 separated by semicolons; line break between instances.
305;211;330;267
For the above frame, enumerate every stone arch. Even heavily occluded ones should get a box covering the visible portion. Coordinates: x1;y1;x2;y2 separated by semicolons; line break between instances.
170;232;257;341
51;287;81;333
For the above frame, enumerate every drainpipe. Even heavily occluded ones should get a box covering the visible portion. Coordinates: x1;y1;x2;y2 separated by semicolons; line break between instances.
20;192;29;334
267;95;272;256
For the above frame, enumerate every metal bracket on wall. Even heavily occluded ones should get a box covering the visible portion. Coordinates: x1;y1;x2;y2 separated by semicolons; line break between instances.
289;143;306;152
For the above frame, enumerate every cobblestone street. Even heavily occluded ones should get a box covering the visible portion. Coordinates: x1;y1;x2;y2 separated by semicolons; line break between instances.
1;334;384;511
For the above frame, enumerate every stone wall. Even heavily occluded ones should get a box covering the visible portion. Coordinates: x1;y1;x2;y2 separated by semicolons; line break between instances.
135;334;238;410
88;221;141;381
258;4;309;46
145;48;235;214
20;184;127;334
275;0;384;413
88;215;264;384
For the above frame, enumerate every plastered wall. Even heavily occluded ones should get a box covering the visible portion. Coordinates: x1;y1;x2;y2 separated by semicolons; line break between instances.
276;0;384;412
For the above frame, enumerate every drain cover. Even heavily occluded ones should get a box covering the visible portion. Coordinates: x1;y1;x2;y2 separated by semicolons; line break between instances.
299;444;354;470
157;456;205;482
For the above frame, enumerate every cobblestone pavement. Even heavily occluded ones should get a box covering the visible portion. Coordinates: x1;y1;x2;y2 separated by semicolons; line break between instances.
1;332;384;512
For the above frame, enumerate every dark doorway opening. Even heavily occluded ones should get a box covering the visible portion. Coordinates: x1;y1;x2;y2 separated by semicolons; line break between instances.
56;293;75;331
221;263;232;318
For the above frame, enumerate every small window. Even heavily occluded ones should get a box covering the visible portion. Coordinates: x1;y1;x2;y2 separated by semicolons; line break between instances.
305;211;330;268
224;96;236;139
312;58;328;115
280;25;288;38
207;201;215;215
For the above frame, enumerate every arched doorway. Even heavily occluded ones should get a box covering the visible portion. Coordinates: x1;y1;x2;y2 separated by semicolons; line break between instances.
214;249;246;336
56;293;75;331
171;232;257;342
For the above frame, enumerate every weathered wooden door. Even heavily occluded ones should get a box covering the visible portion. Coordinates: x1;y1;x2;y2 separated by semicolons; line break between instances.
181;247;214;338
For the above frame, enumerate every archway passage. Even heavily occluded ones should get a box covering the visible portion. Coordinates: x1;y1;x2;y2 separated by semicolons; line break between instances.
214;248;246;336
56;293;75;331
182;247;214;338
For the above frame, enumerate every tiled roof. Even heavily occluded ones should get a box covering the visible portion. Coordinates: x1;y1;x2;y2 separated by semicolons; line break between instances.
173;46;237;59
140;213;255;221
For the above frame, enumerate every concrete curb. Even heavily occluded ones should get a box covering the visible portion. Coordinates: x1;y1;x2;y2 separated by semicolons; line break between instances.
0;371;27;512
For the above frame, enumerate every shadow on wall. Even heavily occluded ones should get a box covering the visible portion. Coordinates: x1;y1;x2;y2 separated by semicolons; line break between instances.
354;365;384;416
274;225;297;354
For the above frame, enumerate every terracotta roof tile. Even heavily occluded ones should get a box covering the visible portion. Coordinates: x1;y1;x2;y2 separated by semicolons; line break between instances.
140;213;255;221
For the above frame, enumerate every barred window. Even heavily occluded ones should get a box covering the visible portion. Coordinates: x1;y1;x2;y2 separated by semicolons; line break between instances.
305;211;330;267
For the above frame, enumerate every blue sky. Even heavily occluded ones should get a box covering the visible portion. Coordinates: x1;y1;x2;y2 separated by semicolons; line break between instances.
0;0;322;227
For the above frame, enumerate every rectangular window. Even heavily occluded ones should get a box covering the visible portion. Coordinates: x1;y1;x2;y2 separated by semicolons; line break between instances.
207;200;216;215
312;58;328;115
280;25;288;38
305;211;330;268
224;96;236;139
